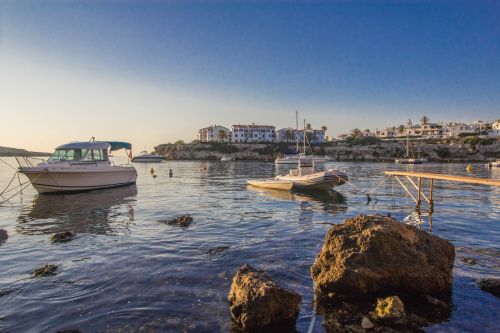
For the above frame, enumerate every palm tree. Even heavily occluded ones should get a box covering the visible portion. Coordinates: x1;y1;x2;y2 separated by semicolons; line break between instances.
284;128;293;143
398;125;405;134
306;123;312;130
217;130;227;142
420;116;430;125
350;128;362;138
321;125;327;131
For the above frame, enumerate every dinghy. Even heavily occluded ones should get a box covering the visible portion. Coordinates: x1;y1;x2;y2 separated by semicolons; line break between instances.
246;179;294;190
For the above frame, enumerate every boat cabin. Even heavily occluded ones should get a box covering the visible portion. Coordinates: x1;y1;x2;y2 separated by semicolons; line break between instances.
47;141;132;163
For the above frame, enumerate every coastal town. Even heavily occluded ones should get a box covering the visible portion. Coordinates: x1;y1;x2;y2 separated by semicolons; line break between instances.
196;117;500;144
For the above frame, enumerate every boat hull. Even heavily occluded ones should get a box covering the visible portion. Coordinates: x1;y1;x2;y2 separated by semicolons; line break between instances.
20;167;137;194
276;169;347;190
247;179;293;190
131;157;165;163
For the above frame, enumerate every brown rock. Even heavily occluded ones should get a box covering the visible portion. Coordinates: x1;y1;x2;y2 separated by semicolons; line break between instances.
478;278;500;298
371;296;405;319
0;229;7;244
50;231;74;243
311;215;455;296
163;215;193;227
33;264;58;277
228;265;301;331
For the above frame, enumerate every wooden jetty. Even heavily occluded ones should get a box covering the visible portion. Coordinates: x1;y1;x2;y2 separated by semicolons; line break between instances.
384;171;500;211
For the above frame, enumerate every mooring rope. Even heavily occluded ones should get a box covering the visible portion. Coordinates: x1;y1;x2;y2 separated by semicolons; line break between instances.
0;157;17;171
0;171;19;198
331;171;390;196
0;171;44;206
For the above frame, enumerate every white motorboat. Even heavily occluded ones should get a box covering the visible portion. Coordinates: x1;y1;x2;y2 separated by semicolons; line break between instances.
485;160;500;168
221;155;233;161
131;151;165;163
17;141;137;194
275;156;347;191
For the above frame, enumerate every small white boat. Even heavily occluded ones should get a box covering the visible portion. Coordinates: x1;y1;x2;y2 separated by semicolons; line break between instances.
221;155;233;161
17;141;137;194
395;158;425;164
275;156;347;191
131;151;165;163
275;153;331;165
485;160;500;168
247;179;293;190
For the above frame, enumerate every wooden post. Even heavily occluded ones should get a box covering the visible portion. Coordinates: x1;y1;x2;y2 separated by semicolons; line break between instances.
416;177;422;211
429;179;434;212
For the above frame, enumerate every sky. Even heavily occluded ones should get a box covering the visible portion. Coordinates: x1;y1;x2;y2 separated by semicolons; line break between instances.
1;0;499;152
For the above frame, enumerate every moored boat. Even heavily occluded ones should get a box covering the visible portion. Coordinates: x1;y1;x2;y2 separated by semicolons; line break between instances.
485;160;500;168
17;141;137;194
131;151;165;163
221;155;233;161
275;156;347;191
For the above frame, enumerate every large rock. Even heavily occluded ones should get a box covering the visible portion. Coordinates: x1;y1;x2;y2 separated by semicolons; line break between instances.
311;215;455;296
228;265;301;331
0;229;7;244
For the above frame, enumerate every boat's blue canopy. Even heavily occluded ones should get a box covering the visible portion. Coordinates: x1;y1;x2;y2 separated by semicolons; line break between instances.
56;142;111;150
56;141;132;151
107;141;132;151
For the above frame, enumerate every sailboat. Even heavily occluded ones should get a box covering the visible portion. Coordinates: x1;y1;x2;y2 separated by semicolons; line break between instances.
249;118;347;191
395;133;425;164
275;111;331;165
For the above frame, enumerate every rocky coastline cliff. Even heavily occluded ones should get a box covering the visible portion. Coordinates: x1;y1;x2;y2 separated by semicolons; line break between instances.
154;139;499;162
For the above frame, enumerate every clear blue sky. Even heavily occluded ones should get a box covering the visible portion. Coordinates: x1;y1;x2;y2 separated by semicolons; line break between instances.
1;1;499;151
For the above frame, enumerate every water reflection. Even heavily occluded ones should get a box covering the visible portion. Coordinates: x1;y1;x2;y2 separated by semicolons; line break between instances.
16;185;137;235
247;186;348;214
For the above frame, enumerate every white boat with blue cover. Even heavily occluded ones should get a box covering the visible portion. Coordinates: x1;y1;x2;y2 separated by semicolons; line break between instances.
131;151;165;163
18;141;137;194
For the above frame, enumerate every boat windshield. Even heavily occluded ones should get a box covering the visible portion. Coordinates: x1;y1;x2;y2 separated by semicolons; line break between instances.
48;149;108;162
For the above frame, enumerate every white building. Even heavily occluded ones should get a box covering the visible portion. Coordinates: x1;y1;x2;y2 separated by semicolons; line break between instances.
232;124;276;143
197;125;231;142
488;120;500;137
445;122;477;138
276;128;326;144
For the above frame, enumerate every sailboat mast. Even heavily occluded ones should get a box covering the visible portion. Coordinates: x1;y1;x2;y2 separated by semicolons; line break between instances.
406;133;409;158
295;111;299;153
303;119;306;154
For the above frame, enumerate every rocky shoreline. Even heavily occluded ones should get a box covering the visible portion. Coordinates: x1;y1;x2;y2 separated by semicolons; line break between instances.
228;214;459;332
154;140;500;162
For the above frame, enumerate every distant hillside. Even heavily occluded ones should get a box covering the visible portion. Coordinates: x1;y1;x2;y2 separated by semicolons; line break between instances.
0;146;51;157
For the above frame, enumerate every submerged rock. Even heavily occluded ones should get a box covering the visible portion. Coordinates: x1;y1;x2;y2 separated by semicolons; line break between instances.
478;278;500;298
371;296;405;319
206;246;230;255
33;264;58;277
462;257;477;265
0;229;7;244
162;215;193;227
228;264;301;331
50;231;74;243
311;214;455;297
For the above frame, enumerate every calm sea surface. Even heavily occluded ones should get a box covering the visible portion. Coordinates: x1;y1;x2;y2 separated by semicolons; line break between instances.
0;157;499;332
